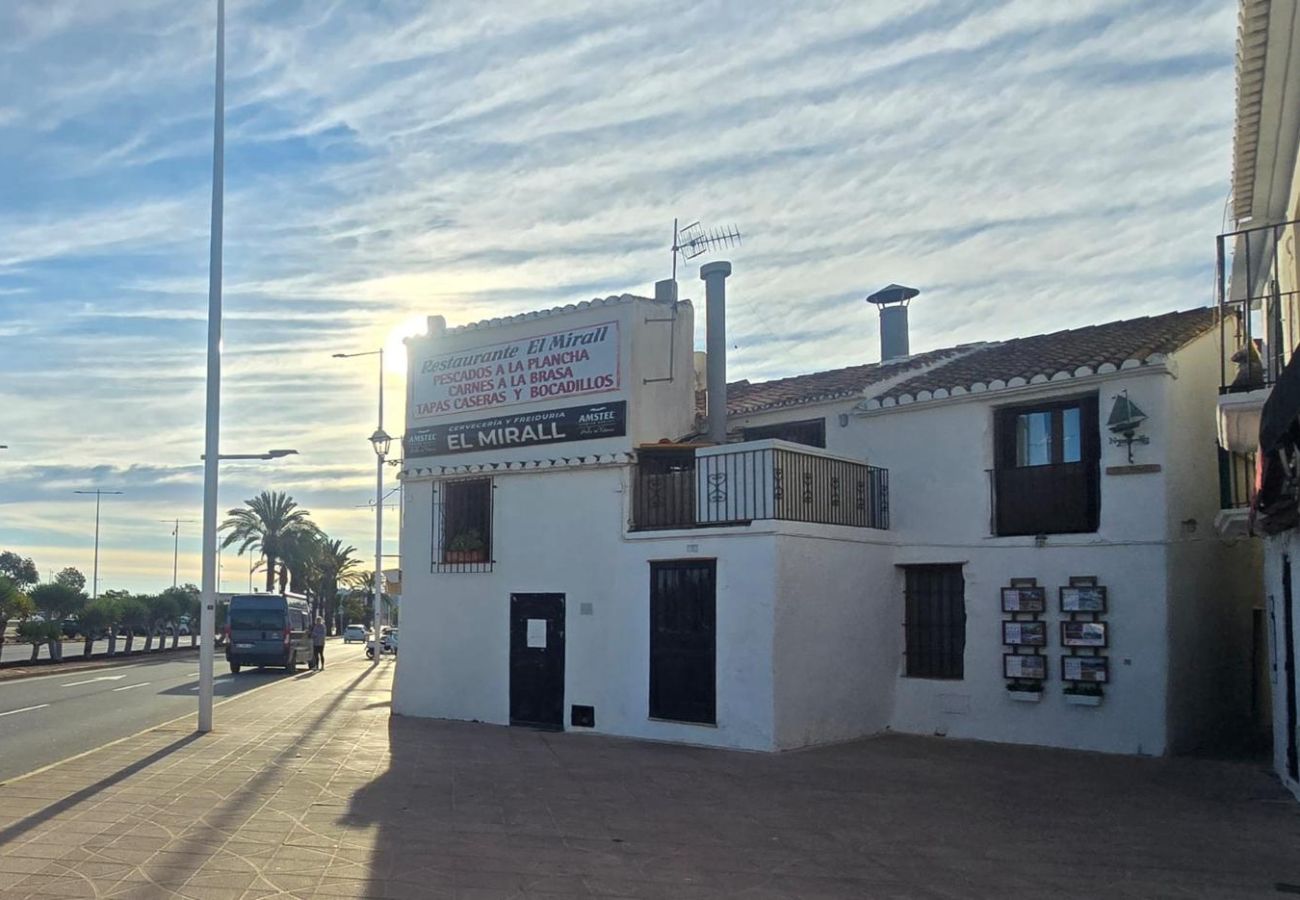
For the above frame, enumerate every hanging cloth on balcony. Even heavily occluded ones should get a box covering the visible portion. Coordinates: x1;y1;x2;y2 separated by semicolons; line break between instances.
1259;353;1300;453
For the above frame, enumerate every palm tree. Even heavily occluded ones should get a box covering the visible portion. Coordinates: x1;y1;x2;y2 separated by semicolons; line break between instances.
318;539;362;634
279;525;324;599
221;491;314;592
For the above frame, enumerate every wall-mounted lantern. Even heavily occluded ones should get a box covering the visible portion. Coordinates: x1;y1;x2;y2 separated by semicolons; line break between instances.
1107;390;1150;463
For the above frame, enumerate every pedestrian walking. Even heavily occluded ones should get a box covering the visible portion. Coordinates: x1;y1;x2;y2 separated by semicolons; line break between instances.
311;617;326;671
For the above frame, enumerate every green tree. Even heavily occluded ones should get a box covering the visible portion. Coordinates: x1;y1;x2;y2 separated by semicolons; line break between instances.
16;620;48;662
116;594;149;653
99;589;133;656
78;596;118;657
158;586;194;649
0;575;34;654
54;567;86;593
318;539;362;635
220;491;314;592
0;551;38;589
29;582;85;661
341;591;369;629
144;592;180;652
169;583;201;647
280;525;324;605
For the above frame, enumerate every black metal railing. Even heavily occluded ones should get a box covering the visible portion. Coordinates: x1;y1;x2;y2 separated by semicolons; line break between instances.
1218;219;1300;394
1219;447;1257;511
631;445;889;531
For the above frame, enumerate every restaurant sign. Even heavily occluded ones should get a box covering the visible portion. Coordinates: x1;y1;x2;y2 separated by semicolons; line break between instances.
412;321;619;420
404;401;627;458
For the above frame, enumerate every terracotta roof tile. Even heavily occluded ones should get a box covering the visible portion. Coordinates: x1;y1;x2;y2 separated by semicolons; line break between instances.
720;307;1218;416
871;307;1218;403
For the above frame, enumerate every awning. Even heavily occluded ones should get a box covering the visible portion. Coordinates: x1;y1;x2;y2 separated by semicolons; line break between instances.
1259;354;1300;452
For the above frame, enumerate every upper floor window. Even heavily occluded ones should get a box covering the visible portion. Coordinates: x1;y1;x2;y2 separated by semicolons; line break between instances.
993;395;1099;536
741;418;826;448
435;478;493;572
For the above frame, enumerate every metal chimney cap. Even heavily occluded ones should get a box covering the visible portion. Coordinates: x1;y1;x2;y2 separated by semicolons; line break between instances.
699;260;732;279
866;283;920;306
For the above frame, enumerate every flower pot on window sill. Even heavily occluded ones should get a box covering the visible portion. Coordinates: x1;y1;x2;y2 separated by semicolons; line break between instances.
1007;689;1042;702
443;550;488;564
1064;692;1103;707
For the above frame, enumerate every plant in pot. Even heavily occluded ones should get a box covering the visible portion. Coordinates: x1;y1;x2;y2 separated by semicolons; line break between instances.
444;530;487;564
1006;680;1044;701
1063;682;1104;706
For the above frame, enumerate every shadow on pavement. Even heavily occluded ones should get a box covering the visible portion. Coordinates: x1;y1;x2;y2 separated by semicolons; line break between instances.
0;732;204;845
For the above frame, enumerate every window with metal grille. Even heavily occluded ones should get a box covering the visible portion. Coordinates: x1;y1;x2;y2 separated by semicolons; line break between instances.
741;418;827;448
903;564;966;679
434;478;493;573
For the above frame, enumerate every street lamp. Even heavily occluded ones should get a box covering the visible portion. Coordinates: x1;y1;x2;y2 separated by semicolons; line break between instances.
161;519;198;588
333;349;389;644
200;449;299;461
73;489;124;599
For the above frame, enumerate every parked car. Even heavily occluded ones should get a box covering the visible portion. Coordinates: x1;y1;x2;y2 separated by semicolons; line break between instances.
61;618;81;638
225;593;313;674
343;624;368;644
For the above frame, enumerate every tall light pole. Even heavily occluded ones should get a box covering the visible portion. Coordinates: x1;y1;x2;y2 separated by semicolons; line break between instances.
198;0;226;735
333;349;390;641
162;519;198;588
73;489;124;599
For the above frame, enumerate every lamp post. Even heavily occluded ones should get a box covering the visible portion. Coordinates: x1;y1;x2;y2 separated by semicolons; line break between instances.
161;519;198;588
332;349;390;642
73;489;124;599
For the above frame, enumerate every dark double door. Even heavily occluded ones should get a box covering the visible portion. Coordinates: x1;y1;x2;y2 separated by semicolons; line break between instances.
509;594;565;730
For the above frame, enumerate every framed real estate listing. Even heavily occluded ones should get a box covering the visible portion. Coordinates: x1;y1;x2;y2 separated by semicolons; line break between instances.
1059;585;1107;613
1001;586;1046;613
1062;655;1109;683
1060;620;1108;648
1002;620;1047;647
1003;653;1047;680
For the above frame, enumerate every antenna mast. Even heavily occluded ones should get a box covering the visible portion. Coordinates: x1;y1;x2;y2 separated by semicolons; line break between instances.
672;219;742;281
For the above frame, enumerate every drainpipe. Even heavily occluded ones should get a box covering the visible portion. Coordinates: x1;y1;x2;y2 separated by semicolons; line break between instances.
701;261;732;444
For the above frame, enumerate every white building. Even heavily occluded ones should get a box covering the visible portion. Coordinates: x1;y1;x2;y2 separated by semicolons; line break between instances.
1214;0;1300;801
393;268;1261;757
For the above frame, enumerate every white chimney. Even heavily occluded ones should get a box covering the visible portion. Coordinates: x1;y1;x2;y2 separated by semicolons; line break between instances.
701;261;732;444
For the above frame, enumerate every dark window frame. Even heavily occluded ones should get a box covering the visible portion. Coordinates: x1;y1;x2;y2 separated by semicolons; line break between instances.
992;394;1101;536
741;418;827;448
434;477;494;573
902;564;966;680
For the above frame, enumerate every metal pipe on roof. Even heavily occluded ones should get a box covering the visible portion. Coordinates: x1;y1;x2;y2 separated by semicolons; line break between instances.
701;261;732;444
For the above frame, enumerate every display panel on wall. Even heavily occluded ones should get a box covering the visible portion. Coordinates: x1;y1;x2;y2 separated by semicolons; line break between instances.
1003;654;1047;680
411;321;621;420
1002;621;1047;647
1001;586;1046;613
1060;621;1108;648
404;401;627;457
1062;655;1109;683
1059;585;1107;613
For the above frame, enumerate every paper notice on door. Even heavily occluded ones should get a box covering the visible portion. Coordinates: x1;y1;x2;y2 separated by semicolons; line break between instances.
526;618;547;649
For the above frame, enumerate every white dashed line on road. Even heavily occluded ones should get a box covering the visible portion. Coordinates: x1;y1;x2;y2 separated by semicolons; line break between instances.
111;683;151;692
0;704;49;718
61;675;128;687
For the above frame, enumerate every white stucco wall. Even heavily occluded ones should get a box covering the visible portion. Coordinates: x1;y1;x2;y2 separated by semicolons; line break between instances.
1263;533;1300;802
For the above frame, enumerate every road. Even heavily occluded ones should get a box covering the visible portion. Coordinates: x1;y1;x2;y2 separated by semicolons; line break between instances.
0;636;196;665
0;638;367;782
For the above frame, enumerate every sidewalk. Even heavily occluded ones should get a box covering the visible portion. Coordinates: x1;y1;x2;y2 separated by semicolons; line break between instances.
0;655;1298;899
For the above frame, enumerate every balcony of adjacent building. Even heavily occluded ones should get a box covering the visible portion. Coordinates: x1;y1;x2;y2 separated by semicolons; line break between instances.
629;439;889;532
1216;219;1300;456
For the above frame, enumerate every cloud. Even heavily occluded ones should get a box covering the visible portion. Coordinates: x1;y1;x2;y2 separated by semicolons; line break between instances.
0;0;1237;589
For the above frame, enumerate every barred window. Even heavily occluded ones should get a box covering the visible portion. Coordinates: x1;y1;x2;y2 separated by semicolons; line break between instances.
903;564;965;679
435;478;493;573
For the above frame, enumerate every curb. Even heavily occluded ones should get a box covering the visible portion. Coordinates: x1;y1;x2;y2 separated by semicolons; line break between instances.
0;646;203;682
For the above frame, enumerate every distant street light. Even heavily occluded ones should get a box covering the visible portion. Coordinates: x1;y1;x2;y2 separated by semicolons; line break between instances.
200;449;299;461
333;348;389;645
161;519;199;588
73;489;124;599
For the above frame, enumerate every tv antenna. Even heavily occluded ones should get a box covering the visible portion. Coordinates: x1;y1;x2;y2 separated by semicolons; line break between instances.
671;218;741;281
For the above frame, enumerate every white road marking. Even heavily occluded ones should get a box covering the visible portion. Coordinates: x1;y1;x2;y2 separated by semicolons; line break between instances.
60;675;128;687
0;704;49;718
111;682;151;692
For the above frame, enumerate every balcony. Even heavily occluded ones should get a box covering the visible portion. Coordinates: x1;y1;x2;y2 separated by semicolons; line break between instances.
1216;219;1300;452
631;440;889;532
1215;448;1257;538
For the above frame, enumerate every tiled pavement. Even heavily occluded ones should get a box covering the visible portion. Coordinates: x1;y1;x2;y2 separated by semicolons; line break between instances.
0;656;1298;899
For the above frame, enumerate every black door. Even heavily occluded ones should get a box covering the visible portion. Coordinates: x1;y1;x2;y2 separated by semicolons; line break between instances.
1284;558;1298;780
650;560;716;724
509;594;565;730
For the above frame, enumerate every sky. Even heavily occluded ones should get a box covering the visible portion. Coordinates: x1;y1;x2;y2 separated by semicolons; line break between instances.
0;0;1238;593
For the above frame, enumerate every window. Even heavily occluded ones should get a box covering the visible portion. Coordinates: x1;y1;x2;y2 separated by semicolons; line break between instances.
649;560;716;724
903;565;966;679
741;418;826;448
993;395;1100;536
435;478;493;572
